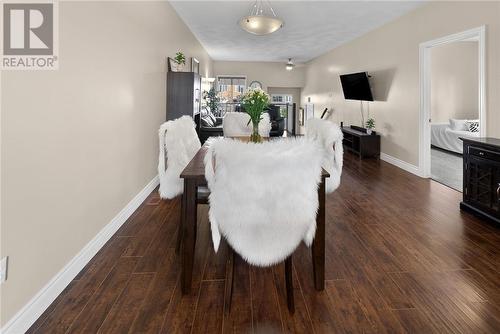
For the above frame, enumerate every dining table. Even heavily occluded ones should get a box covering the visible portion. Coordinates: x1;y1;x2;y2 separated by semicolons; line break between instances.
179;139;330;294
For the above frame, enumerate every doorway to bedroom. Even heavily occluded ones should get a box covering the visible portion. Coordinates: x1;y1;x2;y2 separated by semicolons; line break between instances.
419;26;486;191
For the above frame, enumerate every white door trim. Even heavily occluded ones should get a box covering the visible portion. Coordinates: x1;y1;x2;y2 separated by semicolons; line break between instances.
419;25;486;178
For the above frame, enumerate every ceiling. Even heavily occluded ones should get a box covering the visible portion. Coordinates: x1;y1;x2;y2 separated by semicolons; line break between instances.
170;1;424;63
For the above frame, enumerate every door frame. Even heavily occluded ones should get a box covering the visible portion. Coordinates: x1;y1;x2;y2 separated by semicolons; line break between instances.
419;25;486;178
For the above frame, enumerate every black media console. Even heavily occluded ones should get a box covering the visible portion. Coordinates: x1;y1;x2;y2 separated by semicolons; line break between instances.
341;125;380;159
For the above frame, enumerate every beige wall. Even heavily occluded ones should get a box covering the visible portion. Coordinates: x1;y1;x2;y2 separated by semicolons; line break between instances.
431;41;479;123
0;1;212;326
302;1;500;166
213;61;305;92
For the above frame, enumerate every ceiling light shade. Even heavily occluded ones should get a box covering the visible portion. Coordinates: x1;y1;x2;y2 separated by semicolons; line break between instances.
285;58;294;71
239;1;283;35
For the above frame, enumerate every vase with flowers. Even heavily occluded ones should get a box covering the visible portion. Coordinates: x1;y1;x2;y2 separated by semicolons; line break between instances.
241;88;270;143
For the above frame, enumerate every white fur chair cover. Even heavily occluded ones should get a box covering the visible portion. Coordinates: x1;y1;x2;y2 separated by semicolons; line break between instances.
306;118;343;193
204;138;323;267
222;112;272;137
158;116;201;199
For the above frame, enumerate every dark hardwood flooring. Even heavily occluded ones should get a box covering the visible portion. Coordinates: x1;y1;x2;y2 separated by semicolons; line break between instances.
28;153;500;333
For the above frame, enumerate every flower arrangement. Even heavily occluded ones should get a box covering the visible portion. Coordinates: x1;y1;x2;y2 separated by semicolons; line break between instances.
241;88;270;143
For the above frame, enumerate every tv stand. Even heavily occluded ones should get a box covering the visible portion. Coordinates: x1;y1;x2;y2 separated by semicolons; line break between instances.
341;126;380;159
350;125;368;133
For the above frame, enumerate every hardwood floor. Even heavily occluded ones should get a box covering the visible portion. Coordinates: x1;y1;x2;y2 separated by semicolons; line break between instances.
28;153;500;333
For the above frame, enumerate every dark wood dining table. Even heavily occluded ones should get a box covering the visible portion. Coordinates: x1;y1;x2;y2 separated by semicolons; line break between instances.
179;141;330;294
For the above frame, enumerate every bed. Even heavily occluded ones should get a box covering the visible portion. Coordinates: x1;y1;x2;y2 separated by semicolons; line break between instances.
431;122;479;154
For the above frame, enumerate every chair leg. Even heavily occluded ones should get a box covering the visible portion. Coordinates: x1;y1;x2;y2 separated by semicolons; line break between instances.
285;256;295;314
224;246;235;316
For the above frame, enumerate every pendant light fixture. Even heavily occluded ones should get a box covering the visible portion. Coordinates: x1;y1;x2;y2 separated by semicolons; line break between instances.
285;58;295;71
239;1;284;36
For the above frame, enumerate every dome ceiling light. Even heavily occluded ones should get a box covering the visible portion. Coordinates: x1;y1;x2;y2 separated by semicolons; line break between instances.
285;58;295;71
238;1;284;36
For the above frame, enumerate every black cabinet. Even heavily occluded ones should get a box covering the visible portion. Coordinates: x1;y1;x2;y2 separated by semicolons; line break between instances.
341;126;380;159
166;72;201;121
461;137;500;224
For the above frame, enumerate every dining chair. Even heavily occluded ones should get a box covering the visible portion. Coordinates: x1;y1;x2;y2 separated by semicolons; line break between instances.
204;137;324;314
158;115;208;252
222;112;272;137
306;118;344;193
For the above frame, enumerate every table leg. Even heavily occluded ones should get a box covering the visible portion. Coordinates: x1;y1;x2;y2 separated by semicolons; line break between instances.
312;176;326;291
181;179;197;294
176;189;186;254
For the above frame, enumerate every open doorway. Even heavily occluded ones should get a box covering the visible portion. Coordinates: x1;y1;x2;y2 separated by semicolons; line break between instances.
267;87;301;136
419;26;486;191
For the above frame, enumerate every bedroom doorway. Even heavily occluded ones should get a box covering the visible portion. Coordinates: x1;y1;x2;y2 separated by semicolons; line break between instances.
419;26;486;190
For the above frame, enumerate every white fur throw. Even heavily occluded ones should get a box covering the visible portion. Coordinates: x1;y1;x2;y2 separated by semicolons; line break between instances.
158;116;201;199
306;118;343;193
204;137;323;267
222;112;271;137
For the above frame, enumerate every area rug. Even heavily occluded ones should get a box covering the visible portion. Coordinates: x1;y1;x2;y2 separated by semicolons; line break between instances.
431;147;462;192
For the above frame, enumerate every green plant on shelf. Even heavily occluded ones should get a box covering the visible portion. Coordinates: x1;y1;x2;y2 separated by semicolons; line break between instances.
366;118;375;129
174;52;186;65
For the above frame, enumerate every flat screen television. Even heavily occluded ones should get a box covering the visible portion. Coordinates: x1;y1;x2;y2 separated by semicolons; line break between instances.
340;72;374;101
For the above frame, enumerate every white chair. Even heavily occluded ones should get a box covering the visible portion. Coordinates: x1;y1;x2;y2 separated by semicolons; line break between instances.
158;115;201;199
204;137;324;313
158;115;208;252
222;112;271;137
306;118;343;193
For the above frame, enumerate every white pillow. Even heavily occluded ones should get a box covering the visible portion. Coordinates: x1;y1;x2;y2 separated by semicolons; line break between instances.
465;120;479;132
449;119;467;131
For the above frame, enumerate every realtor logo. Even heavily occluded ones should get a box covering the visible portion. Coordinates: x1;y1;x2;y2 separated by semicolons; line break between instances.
1;1;58;70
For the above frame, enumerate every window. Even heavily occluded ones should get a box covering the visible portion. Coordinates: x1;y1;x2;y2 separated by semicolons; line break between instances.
217;76;246;103
271;94;293;103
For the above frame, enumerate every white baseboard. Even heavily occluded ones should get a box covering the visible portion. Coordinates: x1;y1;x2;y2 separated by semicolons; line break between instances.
380;153;422;177
1;176;159;334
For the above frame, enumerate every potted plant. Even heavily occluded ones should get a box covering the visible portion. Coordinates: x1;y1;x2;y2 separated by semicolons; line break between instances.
203;87;220;115
366;118;375;135
241;88;270;143
173;52;186;71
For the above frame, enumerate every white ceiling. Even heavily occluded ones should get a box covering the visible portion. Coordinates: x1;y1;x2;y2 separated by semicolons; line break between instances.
170;1;424;63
